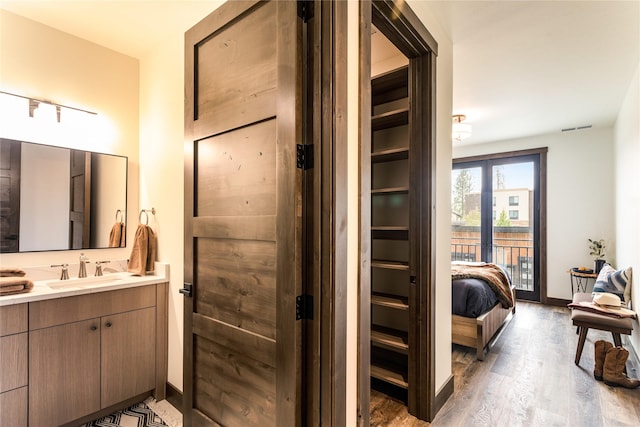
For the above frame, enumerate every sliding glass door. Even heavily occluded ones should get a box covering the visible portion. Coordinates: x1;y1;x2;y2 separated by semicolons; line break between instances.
452;150;545;302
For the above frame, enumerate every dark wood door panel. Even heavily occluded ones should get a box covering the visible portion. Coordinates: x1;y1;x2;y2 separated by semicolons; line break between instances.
185;1;302;425
0;139;20;253
194;335;275;426
69;150;91;249
193;215;276;242
192;1;277;140
195;237;276;339
196;119;276;217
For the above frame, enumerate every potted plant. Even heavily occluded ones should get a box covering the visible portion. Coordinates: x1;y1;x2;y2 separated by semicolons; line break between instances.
588;238;606;273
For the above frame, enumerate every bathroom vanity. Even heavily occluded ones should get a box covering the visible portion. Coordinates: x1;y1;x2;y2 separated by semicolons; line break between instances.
0;264;168;427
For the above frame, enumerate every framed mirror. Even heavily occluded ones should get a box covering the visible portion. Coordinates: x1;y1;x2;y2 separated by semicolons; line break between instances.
0;138;128;253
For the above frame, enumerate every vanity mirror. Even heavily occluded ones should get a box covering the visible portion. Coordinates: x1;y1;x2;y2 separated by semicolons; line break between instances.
0;138;127;253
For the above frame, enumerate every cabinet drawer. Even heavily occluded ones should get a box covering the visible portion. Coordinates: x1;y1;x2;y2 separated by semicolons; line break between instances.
0;304;28;336
30;285;156;330
0;332;28;393
0;386;28;427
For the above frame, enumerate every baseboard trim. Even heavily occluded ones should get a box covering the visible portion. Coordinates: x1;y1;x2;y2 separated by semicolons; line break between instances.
625;335;640;365
431;374;454;420
166;382;183;413
545;297;571;307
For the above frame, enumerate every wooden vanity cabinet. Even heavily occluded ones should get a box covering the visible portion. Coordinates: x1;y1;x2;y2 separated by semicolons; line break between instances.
28;284;165;427
101;307;156;408
0;303;28;427
29;319;101;427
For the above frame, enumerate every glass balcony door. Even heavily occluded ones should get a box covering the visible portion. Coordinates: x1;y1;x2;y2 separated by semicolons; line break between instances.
452;153;542;302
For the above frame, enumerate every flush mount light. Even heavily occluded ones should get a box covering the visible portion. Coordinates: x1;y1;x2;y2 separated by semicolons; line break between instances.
452;114;472;142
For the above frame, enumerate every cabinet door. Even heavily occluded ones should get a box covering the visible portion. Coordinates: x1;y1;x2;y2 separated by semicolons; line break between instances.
0;387;28;427
29;318;100;427
101;307;155;408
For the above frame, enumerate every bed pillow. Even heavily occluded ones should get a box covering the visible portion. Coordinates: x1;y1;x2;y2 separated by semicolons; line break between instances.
593;264;632;302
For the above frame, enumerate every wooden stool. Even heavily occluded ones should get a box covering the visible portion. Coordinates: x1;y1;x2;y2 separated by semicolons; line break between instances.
570;293;633;365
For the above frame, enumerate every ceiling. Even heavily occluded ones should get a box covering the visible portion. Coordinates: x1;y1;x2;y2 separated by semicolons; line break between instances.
414;0;640;144
2;1;639;145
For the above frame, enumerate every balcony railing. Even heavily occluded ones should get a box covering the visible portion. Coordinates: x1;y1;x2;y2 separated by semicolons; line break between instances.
451;241;534;292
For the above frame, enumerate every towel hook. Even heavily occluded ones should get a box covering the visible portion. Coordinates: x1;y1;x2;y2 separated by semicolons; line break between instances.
139;208;156;225
115;209;123;223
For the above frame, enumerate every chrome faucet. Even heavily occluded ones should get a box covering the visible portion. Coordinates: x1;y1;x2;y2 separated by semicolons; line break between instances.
78;253;90;278
94;261;110;276
51;264;69;280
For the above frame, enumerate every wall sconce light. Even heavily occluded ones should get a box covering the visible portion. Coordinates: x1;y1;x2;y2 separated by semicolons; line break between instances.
1;90;96;123
452;114;472;142
28;99;39;118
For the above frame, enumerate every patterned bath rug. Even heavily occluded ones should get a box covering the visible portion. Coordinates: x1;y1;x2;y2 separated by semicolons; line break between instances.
82;400;168;427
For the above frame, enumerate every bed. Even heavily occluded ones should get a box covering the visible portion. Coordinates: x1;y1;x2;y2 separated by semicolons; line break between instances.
451;262;516;360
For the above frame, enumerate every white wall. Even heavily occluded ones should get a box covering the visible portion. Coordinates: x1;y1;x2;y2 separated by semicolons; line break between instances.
0;10;139;269
91;153;128;248
19;143;69;251
613;63;640;355
453;127;616;301
138;32;186;392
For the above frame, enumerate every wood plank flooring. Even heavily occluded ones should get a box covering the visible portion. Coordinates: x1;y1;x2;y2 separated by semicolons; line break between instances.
371;301;640;426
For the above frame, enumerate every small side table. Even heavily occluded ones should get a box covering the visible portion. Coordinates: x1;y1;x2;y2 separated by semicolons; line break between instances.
568;270;598;294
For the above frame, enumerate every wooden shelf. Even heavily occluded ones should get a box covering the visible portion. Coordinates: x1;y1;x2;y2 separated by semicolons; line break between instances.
371;187;409;195
371;226;408;240
372;66;408;106
371;363;408;390
372;108;409;131
371;259;409;270
371;292;409;310
371;147;409;163
370;62;412;402
371;324;409;354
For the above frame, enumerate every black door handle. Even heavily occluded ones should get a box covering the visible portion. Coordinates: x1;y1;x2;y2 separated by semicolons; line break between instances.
180;283;193;297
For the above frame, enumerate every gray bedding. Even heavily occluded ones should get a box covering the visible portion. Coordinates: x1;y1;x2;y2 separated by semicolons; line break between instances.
452;277;499;318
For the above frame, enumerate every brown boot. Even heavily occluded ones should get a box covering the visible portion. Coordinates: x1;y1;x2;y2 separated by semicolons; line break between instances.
603;347;640;388
594;340;613;381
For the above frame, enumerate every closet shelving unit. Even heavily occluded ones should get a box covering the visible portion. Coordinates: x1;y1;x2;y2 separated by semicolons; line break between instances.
370;64;411;394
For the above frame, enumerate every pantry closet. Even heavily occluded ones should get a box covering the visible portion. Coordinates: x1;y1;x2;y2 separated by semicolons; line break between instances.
361;1;440;422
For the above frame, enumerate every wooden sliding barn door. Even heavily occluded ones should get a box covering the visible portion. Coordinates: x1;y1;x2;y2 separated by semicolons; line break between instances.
183;1;303;426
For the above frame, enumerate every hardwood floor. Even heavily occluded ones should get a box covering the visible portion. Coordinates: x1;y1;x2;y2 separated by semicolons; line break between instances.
371;301;640;426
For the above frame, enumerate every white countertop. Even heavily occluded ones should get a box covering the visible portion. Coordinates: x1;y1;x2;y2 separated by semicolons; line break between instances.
0;262;169;306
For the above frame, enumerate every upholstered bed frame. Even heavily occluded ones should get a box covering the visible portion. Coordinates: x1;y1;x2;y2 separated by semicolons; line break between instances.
451;285;516;360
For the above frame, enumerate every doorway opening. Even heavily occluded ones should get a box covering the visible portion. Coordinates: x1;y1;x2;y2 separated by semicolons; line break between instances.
359;1;441;423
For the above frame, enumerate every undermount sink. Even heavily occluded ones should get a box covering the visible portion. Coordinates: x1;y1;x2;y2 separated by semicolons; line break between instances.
45;273;128;290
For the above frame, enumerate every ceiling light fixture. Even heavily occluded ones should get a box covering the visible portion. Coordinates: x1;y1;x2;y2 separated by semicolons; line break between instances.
452;114;472;142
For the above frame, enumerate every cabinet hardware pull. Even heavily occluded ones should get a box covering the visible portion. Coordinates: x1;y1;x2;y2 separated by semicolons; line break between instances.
90;325;97;331
105;321;112;328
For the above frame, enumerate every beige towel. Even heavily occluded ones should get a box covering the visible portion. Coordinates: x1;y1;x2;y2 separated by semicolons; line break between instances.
119;223;126;247
109;222;121;247
0;268;26;277
0;276;34;295
127;225;156;275
109;222;126;248
146;226;156;273
128;224;148;275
